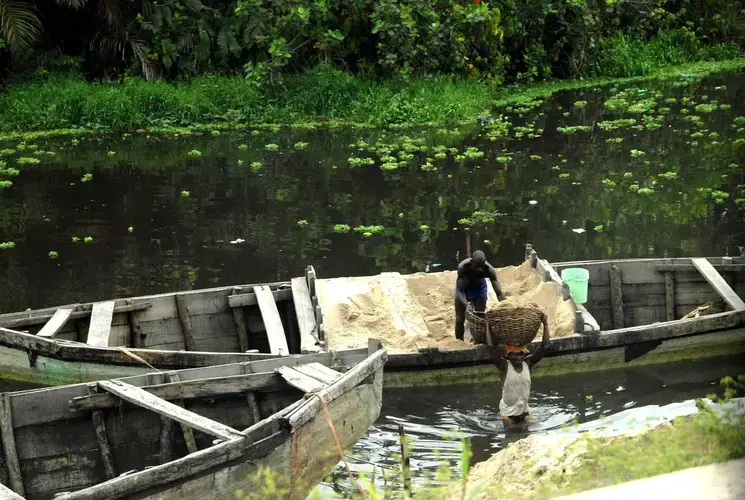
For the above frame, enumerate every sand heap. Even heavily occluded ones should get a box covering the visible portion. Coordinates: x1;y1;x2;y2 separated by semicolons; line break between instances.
318;261;576;353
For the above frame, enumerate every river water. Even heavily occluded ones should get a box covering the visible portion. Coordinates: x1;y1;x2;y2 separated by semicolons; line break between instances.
316;353;745;496
1;66;744;497
1;70;744;312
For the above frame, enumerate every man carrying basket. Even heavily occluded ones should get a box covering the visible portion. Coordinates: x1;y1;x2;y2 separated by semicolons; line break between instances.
454;250;506;340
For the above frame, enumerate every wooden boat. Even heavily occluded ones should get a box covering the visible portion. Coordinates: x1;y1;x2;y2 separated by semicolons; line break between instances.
0;341;386;499
0;248;743;388
380;246;745;386
0;267;327;385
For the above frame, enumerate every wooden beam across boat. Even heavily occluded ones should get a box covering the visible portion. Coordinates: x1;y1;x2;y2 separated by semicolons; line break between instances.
291;277;320;354
228;288;293;308
70;372;283;412
37;307;75;338
86;301;116;347
0;302;151;329
276;366;326;393
254;285;289;355
97;380;245;442
691;258;745;311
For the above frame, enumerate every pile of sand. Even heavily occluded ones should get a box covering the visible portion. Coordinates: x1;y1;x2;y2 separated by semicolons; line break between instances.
318;261;576;353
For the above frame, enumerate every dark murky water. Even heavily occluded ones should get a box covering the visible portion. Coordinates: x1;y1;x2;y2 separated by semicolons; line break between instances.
1;71;744;312
317;353;745;496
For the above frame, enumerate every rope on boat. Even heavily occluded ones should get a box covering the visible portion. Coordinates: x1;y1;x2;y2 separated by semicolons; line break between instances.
116;346;162;372
308;392;370;500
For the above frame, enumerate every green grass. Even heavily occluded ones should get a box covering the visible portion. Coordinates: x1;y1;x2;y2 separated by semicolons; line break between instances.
1;57;745;139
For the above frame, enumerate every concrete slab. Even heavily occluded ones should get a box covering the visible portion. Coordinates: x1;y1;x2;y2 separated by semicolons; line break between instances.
554;457;745;500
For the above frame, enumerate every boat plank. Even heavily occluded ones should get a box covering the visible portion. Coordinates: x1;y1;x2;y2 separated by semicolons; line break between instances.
293;363;342;385
609;265;625;329
175;295;197;351
228;289;293;308
231;289;250;352
291;277;320;354
254;286;289;355
97;380;244;442
87;384;117;479
0;302;150;330
166;372;198;455
37;307;75;338
69;372;283;412
276;366;325;393
692;258;745;311
86;301;116;347
0;393;25;496
288;349;387;429
665;272;676;321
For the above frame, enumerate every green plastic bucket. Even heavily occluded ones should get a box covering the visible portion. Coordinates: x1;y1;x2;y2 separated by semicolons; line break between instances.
561;268;590;304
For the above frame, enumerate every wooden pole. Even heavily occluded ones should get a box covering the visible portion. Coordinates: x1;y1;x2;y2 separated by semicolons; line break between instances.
88;383;117;479
0;393;24;496
398;423;411;496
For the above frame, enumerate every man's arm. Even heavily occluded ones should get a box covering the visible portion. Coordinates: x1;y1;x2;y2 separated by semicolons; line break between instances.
529;313;550;367
488;343;508;373
455;275;468;306
487;265;506;301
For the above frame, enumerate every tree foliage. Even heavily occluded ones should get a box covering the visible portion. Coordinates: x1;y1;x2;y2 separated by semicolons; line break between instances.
0;0;743;82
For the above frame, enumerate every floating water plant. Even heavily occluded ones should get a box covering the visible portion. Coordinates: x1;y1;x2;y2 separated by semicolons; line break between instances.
48;251;59;259
0;180;13;188
294;142;309;150
84;236;93;243
711;190;729;204
630;149;645;158
658;171;677;179
623;172;633;178
297;220;308;227
695;103;717;113
181;190;190;198
107;151;116;157
419;225;430;231
128;226;134;233
72;236;80;243
353;225;384;235
81;173;93;183
238;144;248;151
594;225;604;232
187;150;201;157
17;157;40;165
598;119;636;131
237;159;244;166
0;242;15;249
602;179;616;188
557;125;591;135
573;100;588;109
530;155;542;161
211;130;221;136
0;149;15;156
264;144;279;151
348;156;375;167
638;187;654;195
559;173;570;179
250;161;262;171
332;224;351;234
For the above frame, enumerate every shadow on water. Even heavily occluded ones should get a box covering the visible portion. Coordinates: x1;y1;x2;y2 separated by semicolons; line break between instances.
0;71;744;311
316;353;745;496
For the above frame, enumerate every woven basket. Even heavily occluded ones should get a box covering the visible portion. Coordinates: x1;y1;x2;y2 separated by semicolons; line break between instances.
466;310;489;344
486;305;544;346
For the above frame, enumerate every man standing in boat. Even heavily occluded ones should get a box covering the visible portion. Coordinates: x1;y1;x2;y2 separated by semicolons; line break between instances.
454;250;506;340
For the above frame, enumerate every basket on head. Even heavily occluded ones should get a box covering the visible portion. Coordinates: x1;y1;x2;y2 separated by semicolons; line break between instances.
466;310;489;344
486;304;544;346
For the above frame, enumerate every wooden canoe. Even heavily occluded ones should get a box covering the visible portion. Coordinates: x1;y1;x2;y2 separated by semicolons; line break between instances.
0;341;385;499
0;267;327;385
0;248;742;388
380;247;745;387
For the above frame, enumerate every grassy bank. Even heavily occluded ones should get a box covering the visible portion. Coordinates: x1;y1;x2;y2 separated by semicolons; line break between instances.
434;402;745;499
2;58;745;141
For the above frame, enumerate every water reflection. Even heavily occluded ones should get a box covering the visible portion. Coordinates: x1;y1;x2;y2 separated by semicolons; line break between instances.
0;71;743;311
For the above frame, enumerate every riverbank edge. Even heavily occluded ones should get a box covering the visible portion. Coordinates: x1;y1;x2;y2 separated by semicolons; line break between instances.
428;405;745;500
1;57;744;142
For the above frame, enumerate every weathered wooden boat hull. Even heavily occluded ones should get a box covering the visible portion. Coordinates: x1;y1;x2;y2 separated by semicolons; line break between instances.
0;346;385;499
0;253;742;389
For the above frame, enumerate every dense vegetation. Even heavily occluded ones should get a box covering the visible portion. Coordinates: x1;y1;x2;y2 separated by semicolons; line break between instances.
1;0;743;83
